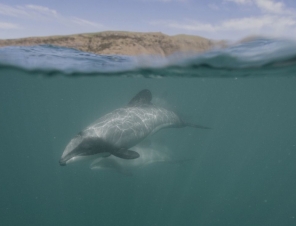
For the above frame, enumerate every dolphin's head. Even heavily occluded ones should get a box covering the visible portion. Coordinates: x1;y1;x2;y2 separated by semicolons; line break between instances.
59;133;110;166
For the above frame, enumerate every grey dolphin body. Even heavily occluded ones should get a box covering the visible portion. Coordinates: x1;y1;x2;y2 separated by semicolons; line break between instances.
59;89;209;166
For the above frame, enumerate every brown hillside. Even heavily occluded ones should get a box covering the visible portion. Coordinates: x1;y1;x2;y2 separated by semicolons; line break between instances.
0;31;222;56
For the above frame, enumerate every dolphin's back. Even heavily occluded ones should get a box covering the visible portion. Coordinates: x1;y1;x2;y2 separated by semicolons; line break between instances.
85;105;183;148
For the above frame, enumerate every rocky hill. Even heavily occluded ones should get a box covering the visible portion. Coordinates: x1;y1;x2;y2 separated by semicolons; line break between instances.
0;31;224;56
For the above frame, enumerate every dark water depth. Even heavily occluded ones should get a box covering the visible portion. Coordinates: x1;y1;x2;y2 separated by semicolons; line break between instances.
1;38;296;226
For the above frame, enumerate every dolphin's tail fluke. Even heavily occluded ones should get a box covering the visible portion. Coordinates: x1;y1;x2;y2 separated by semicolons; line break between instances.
184;122;211;129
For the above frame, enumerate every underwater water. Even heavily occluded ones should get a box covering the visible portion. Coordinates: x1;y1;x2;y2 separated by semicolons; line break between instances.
0;38;296;226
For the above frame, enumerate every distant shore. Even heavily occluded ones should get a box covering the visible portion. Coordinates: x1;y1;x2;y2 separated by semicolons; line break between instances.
0;31;226;56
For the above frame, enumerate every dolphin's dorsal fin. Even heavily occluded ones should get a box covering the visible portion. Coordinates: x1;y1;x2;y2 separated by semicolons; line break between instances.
128;89;152;106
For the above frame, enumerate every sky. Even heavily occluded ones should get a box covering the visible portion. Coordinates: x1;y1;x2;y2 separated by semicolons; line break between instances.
1;0;296;40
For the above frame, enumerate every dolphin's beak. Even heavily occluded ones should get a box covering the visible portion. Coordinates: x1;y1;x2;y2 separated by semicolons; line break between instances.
59;134;84;167
59;149;75;166
59;159;67;166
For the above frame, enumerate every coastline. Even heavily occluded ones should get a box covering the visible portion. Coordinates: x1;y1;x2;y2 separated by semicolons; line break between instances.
0;31;225;56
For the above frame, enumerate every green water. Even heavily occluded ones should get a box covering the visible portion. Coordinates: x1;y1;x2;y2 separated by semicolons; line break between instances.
1;71;296;226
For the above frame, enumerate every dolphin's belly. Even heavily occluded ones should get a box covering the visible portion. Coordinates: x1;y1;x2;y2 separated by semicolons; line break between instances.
84;106;182;148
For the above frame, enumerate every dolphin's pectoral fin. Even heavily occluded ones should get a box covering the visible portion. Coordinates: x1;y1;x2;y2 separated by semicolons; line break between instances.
128;89;152;106
110;148;140;159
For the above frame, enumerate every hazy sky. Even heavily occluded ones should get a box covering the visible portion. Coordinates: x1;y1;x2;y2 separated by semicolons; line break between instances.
1;0;296;40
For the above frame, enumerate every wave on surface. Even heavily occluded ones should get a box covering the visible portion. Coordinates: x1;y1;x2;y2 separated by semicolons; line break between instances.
0;38;296;77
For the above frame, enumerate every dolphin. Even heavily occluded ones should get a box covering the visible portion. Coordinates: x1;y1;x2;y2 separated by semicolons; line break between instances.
59;89;209;166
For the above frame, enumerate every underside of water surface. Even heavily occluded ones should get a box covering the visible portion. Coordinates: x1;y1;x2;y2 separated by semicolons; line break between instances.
0;38;296;226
